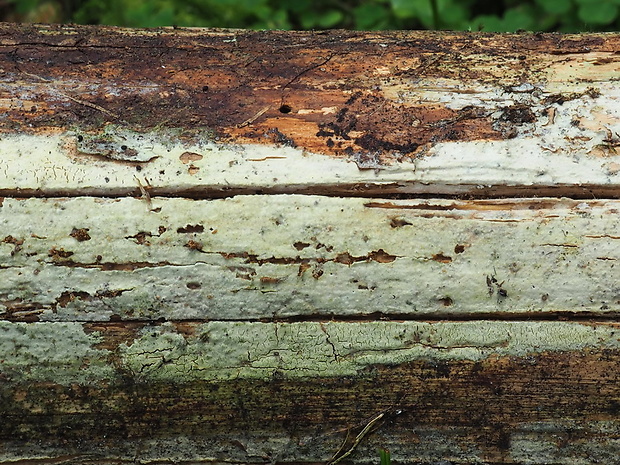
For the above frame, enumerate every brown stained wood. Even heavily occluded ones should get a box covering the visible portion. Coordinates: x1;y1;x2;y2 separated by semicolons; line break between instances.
2;24;618;161
1;318;619;463
3;343;620;463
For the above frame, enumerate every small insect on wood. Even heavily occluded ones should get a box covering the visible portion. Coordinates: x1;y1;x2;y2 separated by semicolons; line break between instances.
486;273;508;300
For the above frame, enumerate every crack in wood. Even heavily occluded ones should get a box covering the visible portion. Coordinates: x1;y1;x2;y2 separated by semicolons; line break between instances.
0;184;618;200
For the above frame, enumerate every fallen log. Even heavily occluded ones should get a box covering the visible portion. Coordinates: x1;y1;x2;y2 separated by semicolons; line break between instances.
2;23;620;464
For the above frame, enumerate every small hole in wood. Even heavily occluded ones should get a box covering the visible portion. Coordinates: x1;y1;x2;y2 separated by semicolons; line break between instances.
279;104;292;114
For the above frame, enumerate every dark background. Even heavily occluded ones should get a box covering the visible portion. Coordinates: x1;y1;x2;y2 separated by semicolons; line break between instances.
3;0;617;32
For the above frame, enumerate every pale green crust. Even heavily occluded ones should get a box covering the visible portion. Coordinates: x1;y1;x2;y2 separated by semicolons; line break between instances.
0;321;114;384
1;320;618;385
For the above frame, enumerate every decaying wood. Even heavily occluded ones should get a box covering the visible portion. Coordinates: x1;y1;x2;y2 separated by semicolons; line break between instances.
1;196;619;322
1;23;620;464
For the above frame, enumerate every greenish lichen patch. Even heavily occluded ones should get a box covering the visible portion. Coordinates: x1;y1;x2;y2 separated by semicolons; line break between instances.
0;322;114;384
118;321;620;382
2;320;620;385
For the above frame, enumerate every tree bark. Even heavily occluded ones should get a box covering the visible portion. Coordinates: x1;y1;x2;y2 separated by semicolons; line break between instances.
1;23;620;464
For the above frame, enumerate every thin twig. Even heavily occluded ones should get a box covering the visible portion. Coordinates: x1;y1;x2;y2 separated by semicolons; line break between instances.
282;54;336;91
237;105;270;128
326;411;386;465
134;176;153;211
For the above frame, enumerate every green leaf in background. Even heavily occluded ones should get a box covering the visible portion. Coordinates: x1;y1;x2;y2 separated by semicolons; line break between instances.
436;0;470;28
390;0;422;19
10;0;620;33
354;3;392;29
300;8;345;29
536;0;572;15
471;4;536;32
11;0;41;14
253;7;290;29
576;0;619;24
318;10;345;28
469;13;503;31
124;1;176;27
502;5;537;30
397;0;435;27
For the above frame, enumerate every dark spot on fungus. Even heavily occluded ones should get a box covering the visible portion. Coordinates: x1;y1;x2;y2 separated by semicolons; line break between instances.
125;231;152;245
334;252;355;265
355;133;419;154
334;249;397;265
177;224;205;234
70;228;91;242
439;297;453;306
336;107;348;123
179;152;204;164
369;249;397;263
186;282;201;290
312;268;324;279
48;247;74;260
345;91;362;105
266;128;296;147
298;262;311;276
57;290;91;308
184;240;203;251
499;105;535;125
390;217;412;228
293;241;311;251
2;235;24;256
432;253;452;263
454;244;466;254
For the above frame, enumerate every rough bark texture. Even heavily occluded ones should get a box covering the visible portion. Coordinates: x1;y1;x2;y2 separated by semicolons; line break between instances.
2;23;620;464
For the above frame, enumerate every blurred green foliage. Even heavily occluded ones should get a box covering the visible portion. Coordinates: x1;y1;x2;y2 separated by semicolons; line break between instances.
5;0;620;31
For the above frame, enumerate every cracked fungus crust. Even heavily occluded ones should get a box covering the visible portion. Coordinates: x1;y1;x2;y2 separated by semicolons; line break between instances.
118;321;620;381
1;321;618;384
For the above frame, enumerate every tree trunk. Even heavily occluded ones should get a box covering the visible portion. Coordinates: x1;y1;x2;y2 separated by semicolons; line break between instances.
2;23;620;464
